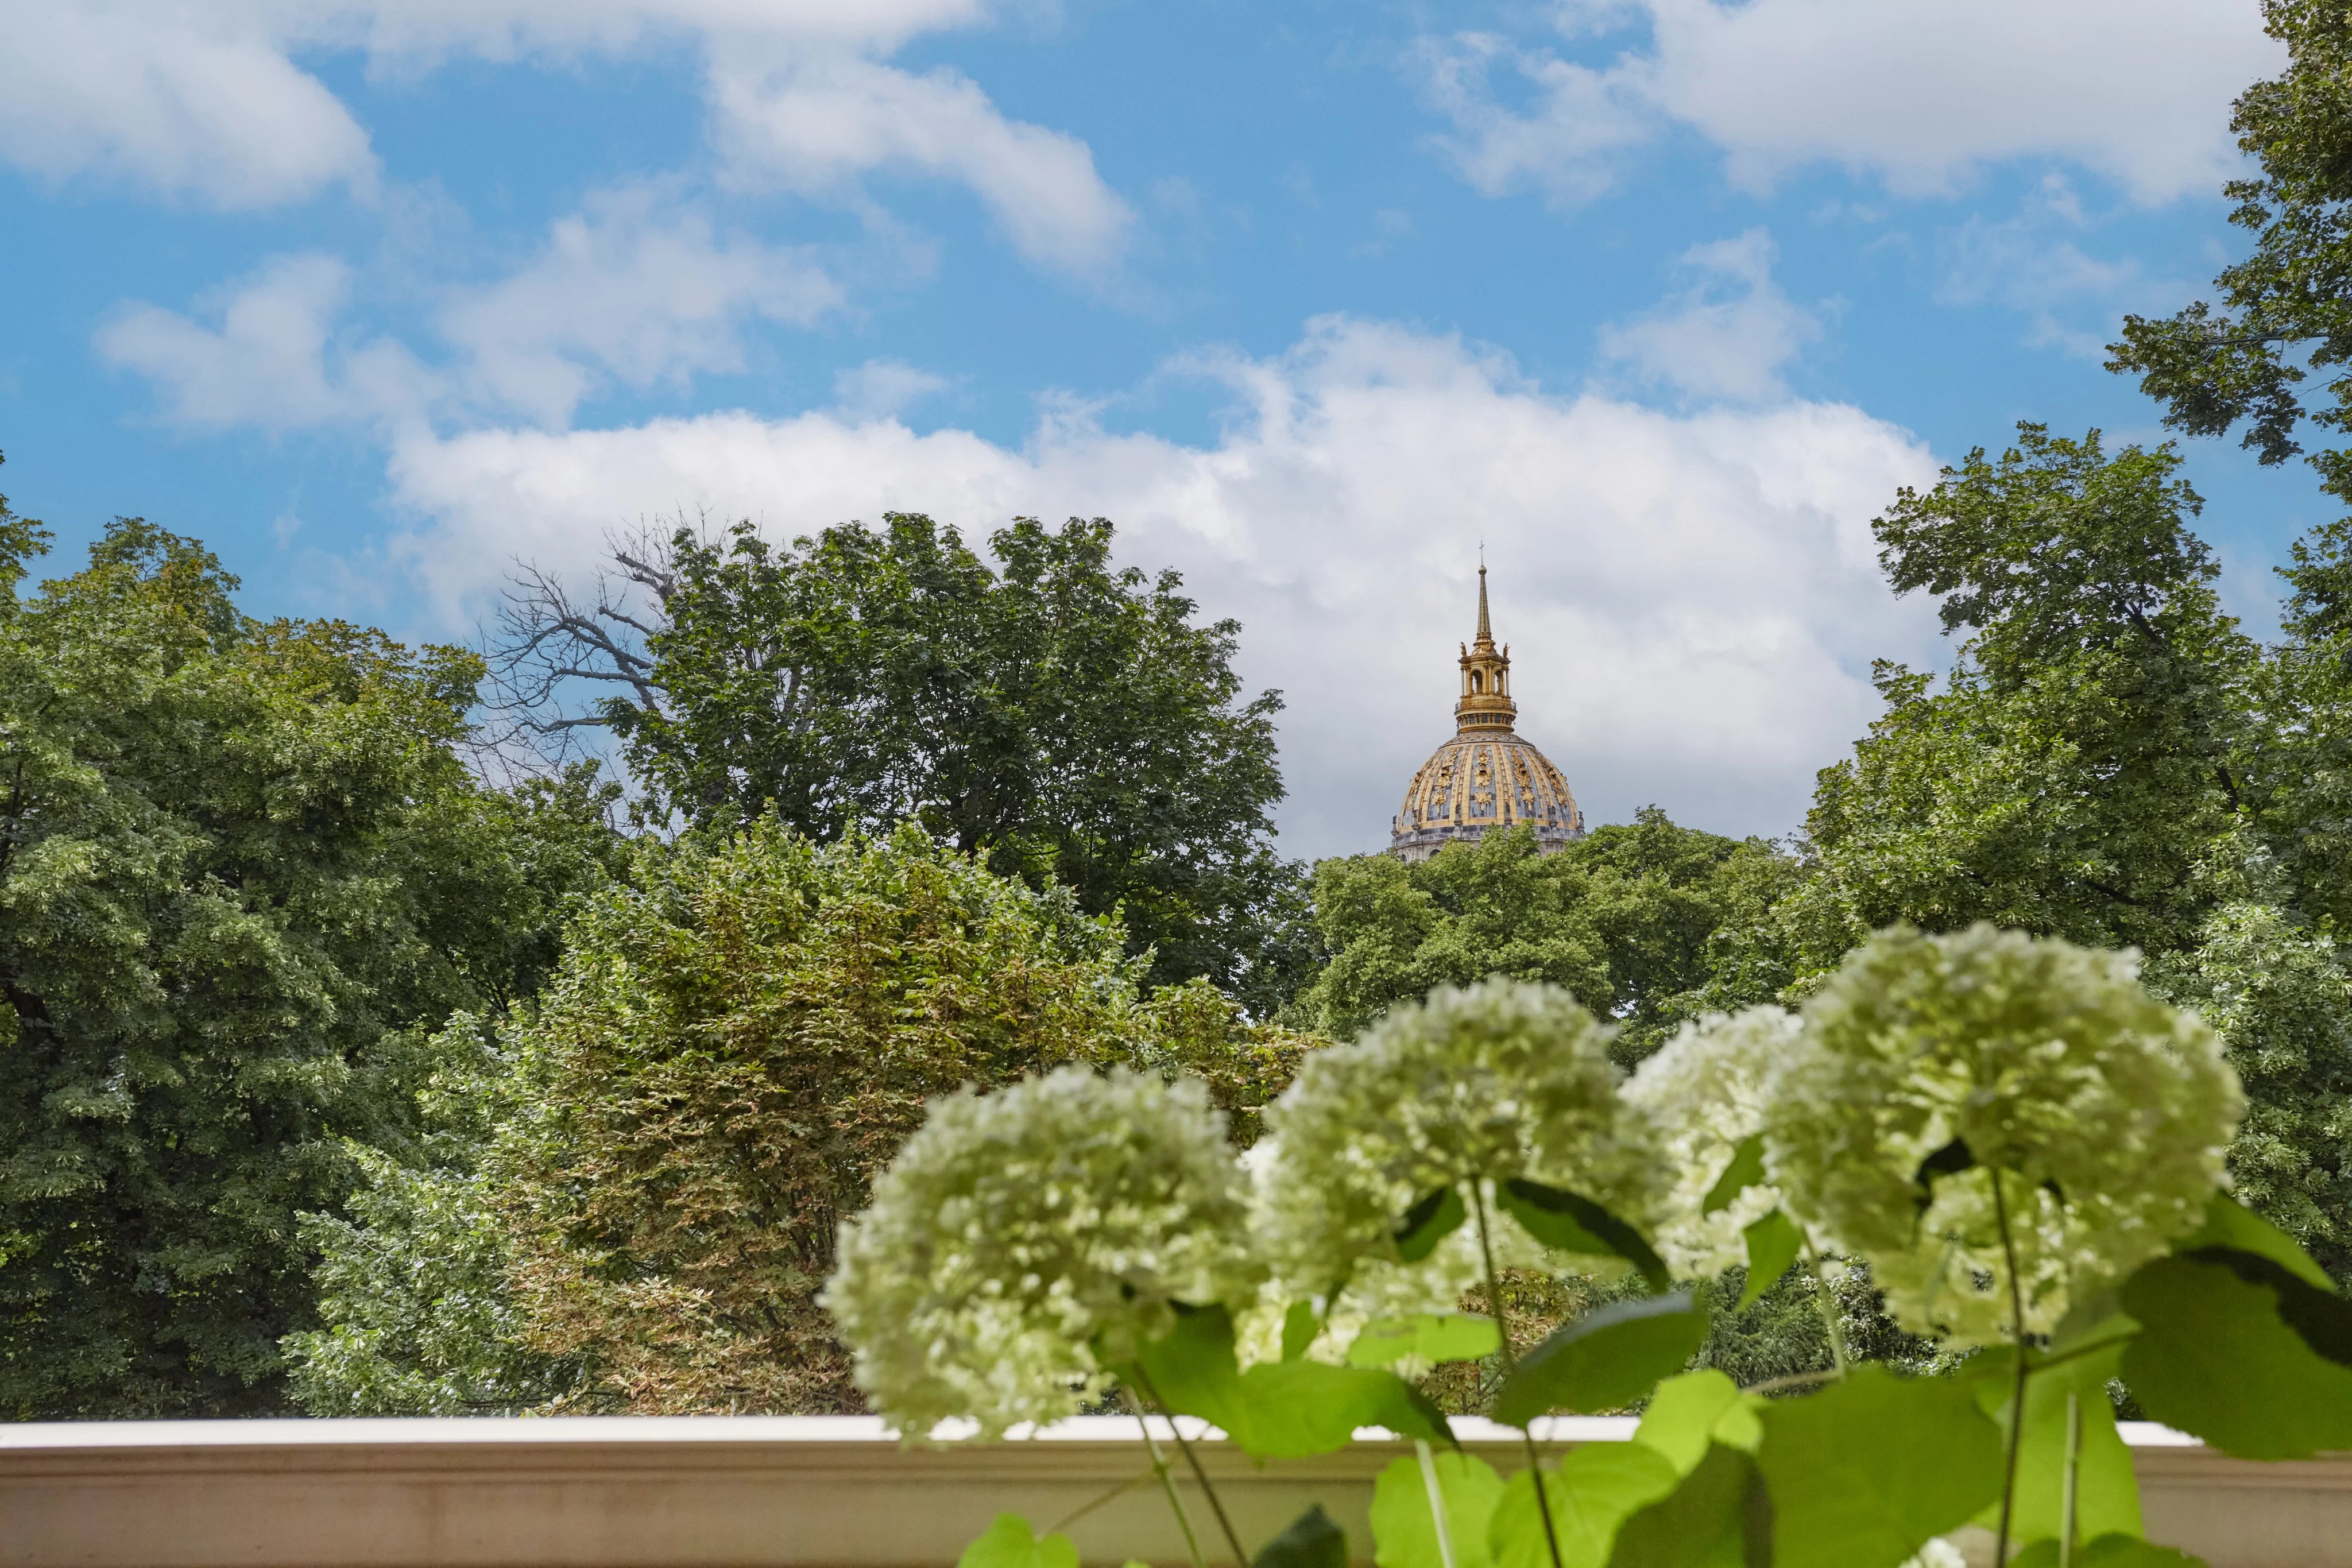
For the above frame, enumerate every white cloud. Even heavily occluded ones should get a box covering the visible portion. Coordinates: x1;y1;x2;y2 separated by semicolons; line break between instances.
1417;0;2285;207
382;316;1941;854
0;6;376;208
1935;176;2152;357
441;185;844;425
713;53;1134;274
342;0;987;63
0;0;1123;278
1599;229;1822;401
831;358;953;420
1413;32;1655;206
101;188;846;430
97;255;372;429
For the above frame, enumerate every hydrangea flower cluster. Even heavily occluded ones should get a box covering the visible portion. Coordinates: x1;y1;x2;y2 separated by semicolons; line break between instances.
824;1066;1258;1438
1624;1005;1805;1279
1252;978;1662;1332
1763;925;2243;1345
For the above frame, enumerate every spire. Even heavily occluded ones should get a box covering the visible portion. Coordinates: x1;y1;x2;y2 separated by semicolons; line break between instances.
1454;553;1515;733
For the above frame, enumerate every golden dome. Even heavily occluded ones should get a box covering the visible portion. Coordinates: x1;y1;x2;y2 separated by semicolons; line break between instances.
1390;564;1584;863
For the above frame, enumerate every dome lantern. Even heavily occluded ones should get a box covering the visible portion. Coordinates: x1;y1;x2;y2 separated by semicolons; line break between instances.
1454;563;1517;732
1390;562;1584;863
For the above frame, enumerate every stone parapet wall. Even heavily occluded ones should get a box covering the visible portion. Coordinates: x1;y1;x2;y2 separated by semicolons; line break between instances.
0;1415;2342;1567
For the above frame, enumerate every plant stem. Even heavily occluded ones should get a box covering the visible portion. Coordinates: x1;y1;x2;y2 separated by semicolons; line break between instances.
2030;1331;2136;1375
2059;1390;2082;1568
1126;1400;1207;1568
1472;1179;1566;1568
1415;1438;1460;1568
1804;1243;1851;1376
1991;1168;2032;1568
1131;1364;1252;1568
1046;1467;1159;1535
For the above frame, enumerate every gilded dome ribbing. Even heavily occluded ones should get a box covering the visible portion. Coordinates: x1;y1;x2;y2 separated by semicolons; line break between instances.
1390;564;1583;863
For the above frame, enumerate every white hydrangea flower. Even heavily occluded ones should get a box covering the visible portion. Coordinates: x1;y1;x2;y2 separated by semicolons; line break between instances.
1253;978;1664;1333
1765;925;2243;1348
825;1066;1259;1439
1896;1539;1967;1568
1624;1006;1805;1279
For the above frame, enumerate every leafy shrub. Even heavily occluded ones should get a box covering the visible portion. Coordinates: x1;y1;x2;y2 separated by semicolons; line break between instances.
289;822;1320;1414
837;925;2350;1568
0;502;618;1418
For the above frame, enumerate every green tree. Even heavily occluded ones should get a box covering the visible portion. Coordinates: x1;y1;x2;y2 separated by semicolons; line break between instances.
2242;516;2352;930
2110;0;2352;505
500;514;1308;1012
281;1017;582;1416
1295;812;1797;1059
1802;426;2256;960
2094;0;2352;1279
2146;527;2352;1280
2144;893;2352;1281
1789;425;2352;1277
0;483;618;1416
288;823;1320;1416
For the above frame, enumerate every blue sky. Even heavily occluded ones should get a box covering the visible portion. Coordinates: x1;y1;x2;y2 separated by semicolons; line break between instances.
0;0;2316;858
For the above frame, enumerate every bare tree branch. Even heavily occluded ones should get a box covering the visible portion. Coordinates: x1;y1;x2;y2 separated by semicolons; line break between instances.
475;510;716;776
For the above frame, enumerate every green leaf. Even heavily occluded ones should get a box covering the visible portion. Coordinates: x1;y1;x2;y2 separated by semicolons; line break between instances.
2119;1250;2352;1459
1961;1342;2142;1547
1121;1303;1453;1458
1735;1209;1804;1313
1282;1300;1321;1361
956;1515;1081;1568
1753;1364;2005;1568
1491;1444;1681;1568
1701;1135;1767;1217
1634;1370;1765;1475
2046;1284;2135;1358
1398;1186;1468;1263
1496;1179;1672;1292
1490;1292;1708;1427
2010;1536;2208;1568
1240;1357;1456;1451
2176;1194;2334;1291
1349;1313;1503;1369
1255;1505;1348;1568
1119;1304;1245;1428
1603;1443;1769;1568
2188;1248;2352;1366
1372;1451;1505;1568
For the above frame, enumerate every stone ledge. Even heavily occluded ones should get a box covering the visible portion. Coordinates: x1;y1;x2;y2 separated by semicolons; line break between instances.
0;1416;2341;1567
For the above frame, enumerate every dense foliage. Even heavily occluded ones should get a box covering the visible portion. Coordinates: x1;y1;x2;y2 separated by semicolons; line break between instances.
0;474;620;1417
1787;428;2352;1282
2111;1;2352;506
501;513;1314;1013
287;825;1321;1415
1806;427;2250;958
838;950;2343;1568
281;1019;575;1416
1297;809;1798;1061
